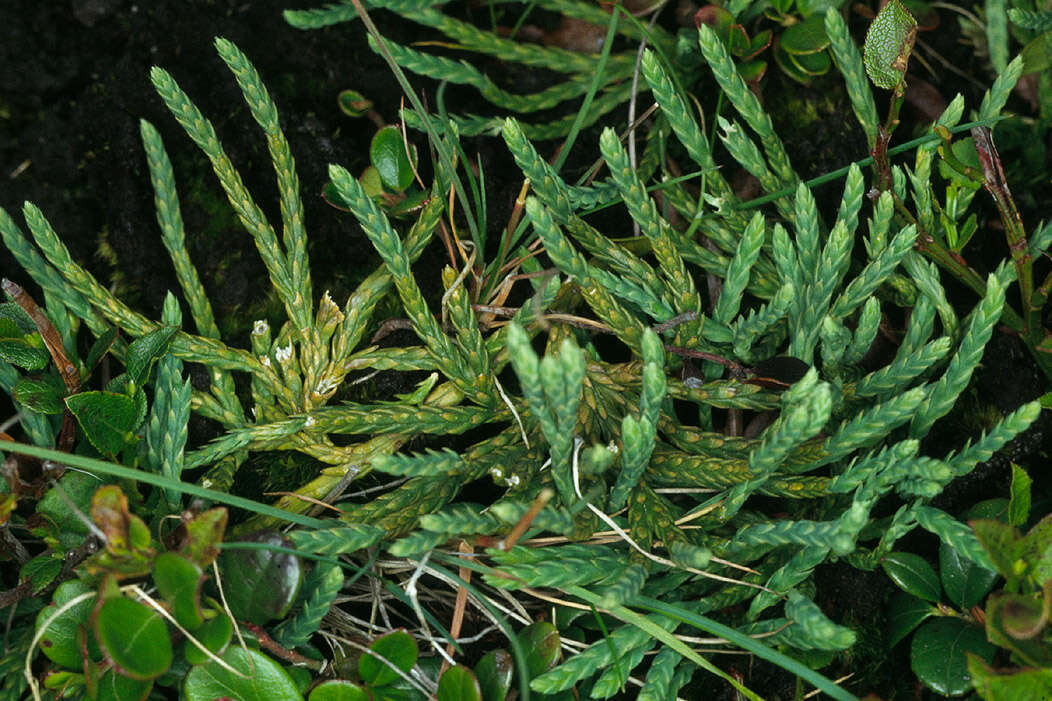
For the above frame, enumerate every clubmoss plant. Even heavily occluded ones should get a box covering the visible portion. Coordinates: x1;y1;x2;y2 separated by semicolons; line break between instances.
0;4;1047;696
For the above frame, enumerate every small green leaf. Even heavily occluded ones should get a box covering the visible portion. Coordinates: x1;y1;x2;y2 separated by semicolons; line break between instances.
0;337;50;370
360;629;418;687
863;0;918;89
780;14;830;54
21;553;62;593
985;591;1052;667
882;552;941;603
788;48;831;76
910;618;996;696
517;622;560;677
66;391;139;455
36;579;97;669
309;680;371;701
887;591;935;648
152;553;205;630
474;649;512;701
338;89;373;117
94;596;173;680
95;669;152;701
180;507;228;569
184;646;304;700
939;542;998;610
0;302;36;334
370;126;415;192
84;327;120;374
125;326;177;388
13;374;66;414
971;519;1021;581
183;607;233;665
1019;31;1052;74
1008;464;1032;527
438;665;482;701
220;531;303;625
694;5;735;35
1024;515;1052;585
321;180;353;211
359;166;384;199
968;652;1052;700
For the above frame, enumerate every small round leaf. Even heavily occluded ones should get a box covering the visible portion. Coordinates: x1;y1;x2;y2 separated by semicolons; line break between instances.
780;14;830;55
183;608;233;665
359;629;418;687
36;579;97;669
517;622;560;676
308;679;371;701
474;649;513;701
220;531;303;625
370;126;415;192
437;665;482;701
153;553;205;630
95;597;173;680
184;646;304;701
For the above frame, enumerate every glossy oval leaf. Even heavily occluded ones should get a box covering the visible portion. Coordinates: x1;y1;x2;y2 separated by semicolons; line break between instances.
220;531;303;625
183;608;234;665
370;126;415;192
66;391;138;455
95;596;173;679
517;622;560;677
309;679;372;701
36;579;97;669
360;629;418;687
911;618;996;696
863;0;917;89
882;552;941;603
474;649;513;701
184;646;304;701
887;591;935;648
153;553;205;630
95;669;152;701
437;665;482;701
939;542;999;610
